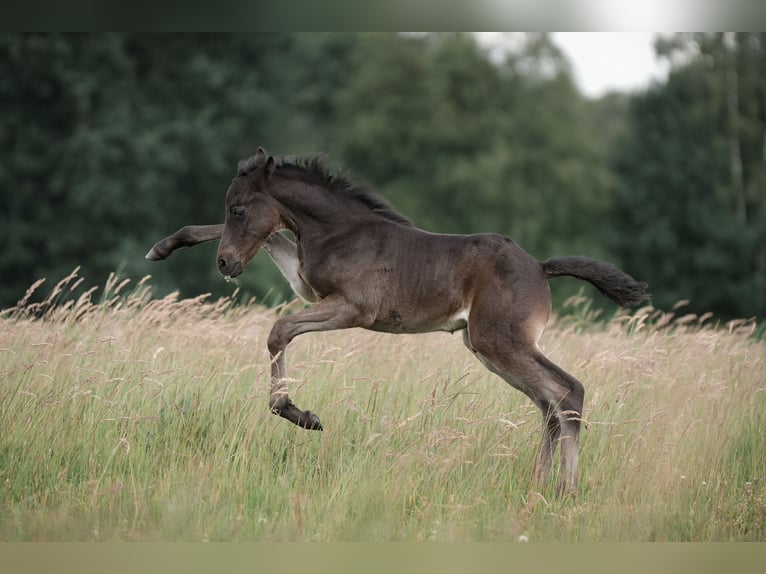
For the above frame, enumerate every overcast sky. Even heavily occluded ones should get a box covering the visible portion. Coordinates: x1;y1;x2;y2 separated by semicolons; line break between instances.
551;32;670;98
475;32;671;99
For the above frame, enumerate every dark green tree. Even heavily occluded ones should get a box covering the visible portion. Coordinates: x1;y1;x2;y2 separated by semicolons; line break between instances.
331;33;613;256
0;33;339;308
611;33;766;318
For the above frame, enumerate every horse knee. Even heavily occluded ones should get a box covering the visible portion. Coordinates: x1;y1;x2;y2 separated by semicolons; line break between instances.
267;321;290;356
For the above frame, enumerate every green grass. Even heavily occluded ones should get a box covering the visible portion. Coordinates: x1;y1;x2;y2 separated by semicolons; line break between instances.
1;272;764;541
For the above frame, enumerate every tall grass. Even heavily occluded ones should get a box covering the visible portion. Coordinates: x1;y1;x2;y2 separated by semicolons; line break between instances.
1;272;764;541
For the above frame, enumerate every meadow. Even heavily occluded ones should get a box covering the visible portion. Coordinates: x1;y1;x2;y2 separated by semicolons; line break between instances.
1;270;764;541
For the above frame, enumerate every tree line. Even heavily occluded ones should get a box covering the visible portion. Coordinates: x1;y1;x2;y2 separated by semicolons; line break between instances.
1;33;764;320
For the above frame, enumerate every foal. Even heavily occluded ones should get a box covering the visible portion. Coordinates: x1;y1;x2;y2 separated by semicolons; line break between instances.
147;147;648;495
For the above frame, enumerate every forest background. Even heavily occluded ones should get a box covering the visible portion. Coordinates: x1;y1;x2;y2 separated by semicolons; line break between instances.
1;33;765;321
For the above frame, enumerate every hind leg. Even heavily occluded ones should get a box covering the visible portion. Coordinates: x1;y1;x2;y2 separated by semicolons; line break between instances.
534;353;584;495
462;326;584;496
531;402;561;488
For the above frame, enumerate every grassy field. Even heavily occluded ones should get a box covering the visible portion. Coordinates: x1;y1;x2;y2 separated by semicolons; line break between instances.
1;271;764;541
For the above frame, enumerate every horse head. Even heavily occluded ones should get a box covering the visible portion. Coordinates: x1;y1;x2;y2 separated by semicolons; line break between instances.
217;147;283;278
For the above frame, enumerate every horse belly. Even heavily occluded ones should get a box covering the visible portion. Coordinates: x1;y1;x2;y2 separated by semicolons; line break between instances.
370;306;469;335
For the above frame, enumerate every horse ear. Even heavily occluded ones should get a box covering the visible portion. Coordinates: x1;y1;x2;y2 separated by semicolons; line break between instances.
256;146;268;159
257;155;275;186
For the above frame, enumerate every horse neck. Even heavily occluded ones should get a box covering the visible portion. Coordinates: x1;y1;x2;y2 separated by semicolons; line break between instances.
270;175;372;241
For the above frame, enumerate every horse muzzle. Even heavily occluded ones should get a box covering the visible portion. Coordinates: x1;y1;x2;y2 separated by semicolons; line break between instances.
217;253;244;278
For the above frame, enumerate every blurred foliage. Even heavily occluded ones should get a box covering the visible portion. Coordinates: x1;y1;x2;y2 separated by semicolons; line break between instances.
1;33;764;319
612;33;766;318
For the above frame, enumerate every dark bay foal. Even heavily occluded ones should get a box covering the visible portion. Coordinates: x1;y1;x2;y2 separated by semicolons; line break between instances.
147;147;648;495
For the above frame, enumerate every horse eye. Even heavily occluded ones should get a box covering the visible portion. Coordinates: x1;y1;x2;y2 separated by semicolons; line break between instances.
230;206;246;220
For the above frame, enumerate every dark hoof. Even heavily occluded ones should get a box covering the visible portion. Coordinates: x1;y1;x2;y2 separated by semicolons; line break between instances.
145;244;168;261
271;400;323;431
145;247;162;260
302;411;323;431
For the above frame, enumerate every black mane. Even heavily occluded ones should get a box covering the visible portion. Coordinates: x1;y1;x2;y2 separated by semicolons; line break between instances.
237;154;262;176
237;153;414;227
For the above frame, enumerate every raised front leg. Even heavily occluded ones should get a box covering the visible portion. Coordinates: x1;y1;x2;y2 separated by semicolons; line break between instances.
267;295;373;430
145;224;224;260
147;226;319;303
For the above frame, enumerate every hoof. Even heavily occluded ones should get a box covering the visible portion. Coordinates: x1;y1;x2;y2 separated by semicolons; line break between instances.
302;411;323;431
271;400;323;431
145;246;165;261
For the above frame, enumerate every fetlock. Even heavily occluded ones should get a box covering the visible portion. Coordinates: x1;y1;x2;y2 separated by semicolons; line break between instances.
269;394;291;413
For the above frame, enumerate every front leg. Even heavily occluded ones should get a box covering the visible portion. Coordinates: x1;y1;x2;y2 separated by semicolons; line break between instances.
147;227;319;304
267;295;374;430
145;224;224;260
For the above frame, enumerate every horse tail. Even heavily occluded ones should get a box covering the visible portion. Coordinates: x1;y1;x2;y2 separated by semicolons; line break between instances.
541;256;649;307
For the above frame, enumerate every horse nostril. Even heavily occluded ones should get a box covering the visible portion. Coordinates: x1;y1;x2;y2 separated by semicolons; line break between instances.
218;257;228;271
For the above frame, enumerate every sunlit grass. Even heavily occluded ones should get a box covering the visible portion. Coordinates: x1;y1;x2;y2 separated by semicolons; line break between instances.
1;272;764;541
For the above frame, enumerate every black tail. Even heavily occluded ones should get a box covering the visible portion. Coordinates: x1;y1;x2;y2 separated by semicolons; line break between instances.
541;256;649;307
